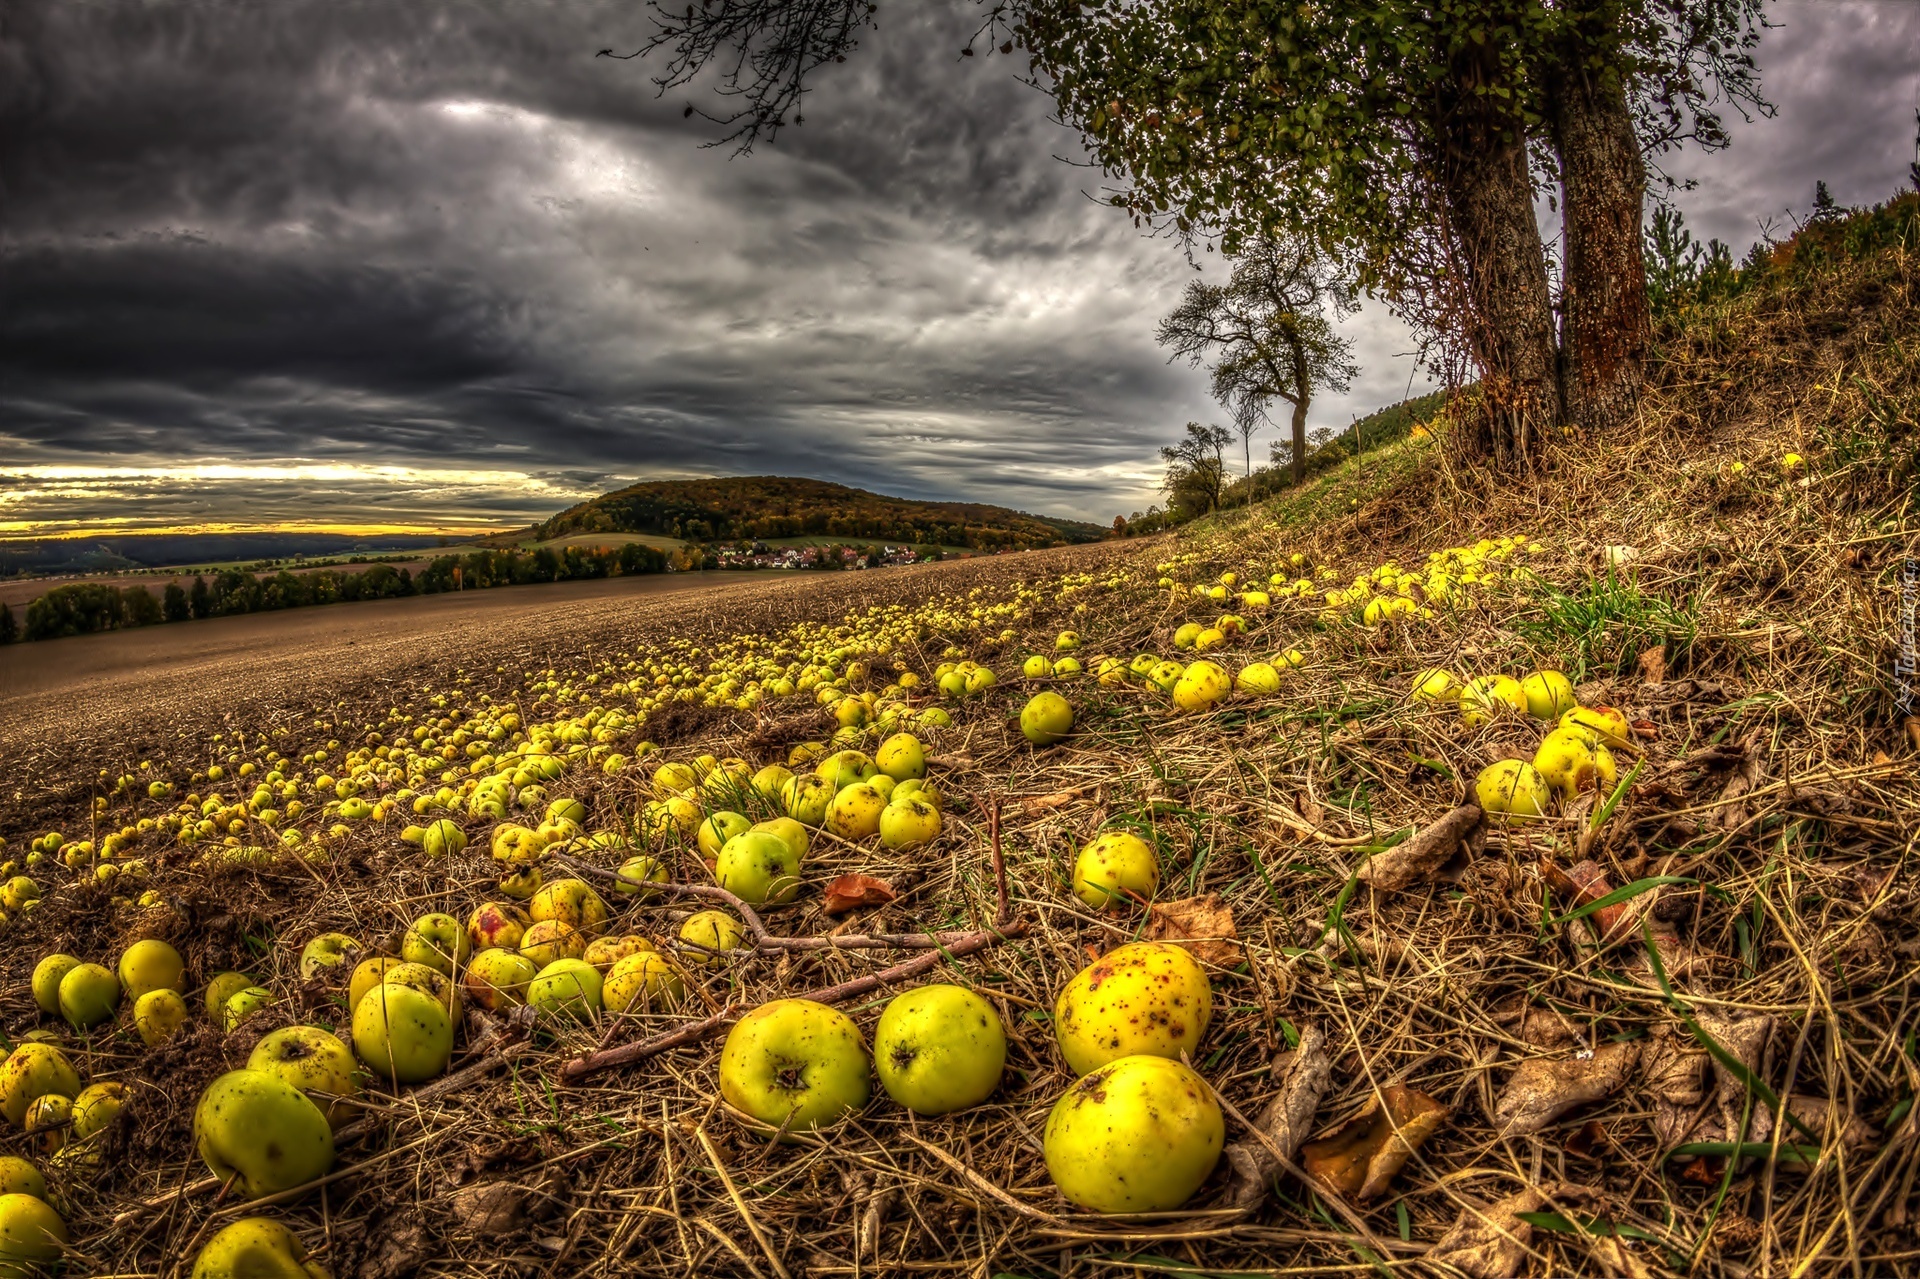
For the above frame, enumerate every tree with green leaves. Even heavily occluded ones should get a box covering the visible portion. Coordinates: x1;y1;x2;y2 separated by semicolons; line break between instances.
1161;420;1232;515
0;602;15;645
1158;238;1358;486
629;0;1768;468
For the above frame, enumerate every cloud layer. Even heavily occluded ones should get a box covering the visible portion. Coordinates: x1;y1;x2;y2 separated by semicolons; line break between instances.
2;0;1913;530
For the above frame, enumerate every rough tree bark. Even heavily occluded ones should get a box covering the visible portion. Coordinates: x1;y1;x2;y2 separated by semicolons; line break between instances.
1431;51;1565;466
1551;25;1652;435
1288;347;1311;486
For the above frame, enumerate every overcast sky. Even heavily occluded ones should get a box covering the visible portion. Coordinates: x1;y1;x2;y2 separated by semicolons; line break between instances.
2;0;1917;535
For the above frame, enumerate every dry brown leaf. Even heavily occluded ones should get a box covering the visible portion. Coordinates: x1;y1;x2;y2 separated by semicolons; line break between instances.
1642;1033;1713;1150
1636;646;1667;684
1295;794;1326;828
1223;1023;1333;1209
822;874;895;915
1356;804;1483;893
1493;1041;1639;1137
1425;1186;1546;1279
1697;1012;1776;1147
1146;893;1243;968
1541;858;1643;947
1784;1094;1878;1151
1713;731;1765;830
1021;786;1092;815
1299;1084;1447;1200
1906;717;1920;753
1588;1235;1656;1279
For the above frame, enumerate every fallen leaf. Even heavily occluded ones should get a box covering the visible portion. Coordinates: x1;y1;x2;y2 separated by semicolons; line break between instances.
1713;731;1765;831
1295;795;1326;828
822;874;895;915
1697;1012;1776;1148
1223;1023;1332;1210
1540;858;1643;947
1425;1186;1547;1279
1565;1120;1609;1159
1021;786;1093;815
1906;718;1920;753
1356;804;1484;893
447;1182;531;1235
1299;1084;1447;1201
1784;1094;1877;1151
1493;1041;1639;1137
1636;647;1667;684
1642;1034;1713;1150
1588;1234;1655;1279
1145;893;1243;968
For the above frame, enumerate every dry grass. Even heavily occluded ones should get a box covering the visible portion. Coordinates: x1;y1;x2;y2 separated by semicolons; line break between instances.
0;223;1916;1279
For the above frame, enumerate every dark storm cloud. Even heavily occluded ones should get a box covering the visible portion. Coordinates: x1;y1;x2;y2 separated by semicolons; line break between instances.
1;0;1912;530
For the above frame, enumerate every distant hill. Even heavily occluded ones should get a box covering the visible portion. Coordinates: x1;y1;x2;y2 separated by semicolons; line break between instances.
536;476;1108;551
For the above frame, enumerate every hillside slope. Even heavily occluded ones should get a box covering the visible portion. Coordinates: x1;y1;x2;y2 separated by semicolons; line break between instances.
536;475;1108;550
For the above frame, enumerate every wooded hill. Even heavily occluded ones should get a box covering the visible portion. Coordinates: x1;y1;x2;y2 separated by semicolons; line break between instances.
535;476;1108;550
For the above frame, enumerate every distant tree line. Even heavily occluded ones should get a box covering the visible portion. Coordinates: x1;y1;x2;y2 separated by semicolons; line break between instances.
2;542;670;643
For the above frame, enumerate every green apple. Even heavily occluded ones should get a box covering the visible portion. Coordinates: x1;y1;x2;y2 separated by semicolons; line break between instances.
401;913;470;975
878;797;941;850
873;985;1006;1115
696;811;754;862
715;832;802;907
194;1069;334;1197
678;911;748;967
527;958;604;1020
380;963;461;1019
189;1217;327;1279
604;952;686;1014
874;733;926;781
1072;831;1160;911
0;1158;45;1202
814;750;878;792
751;765;795;803
718;999;870;1135
223;986;275;1032
58;963;121;1030
1043;1055;1223;1212
352;983;454;1084
466;901;531;952
0;1193;67;1272
612;855;669;900
204;971;256;1018
826;784;887;841
463;949;537;1011
518;920;584;968
135;989;191;1047
248;1026;364;1130
29;956;79;1017
528;879;610;938
297;933;359;981
1019;691;1074;746
420;818;467;859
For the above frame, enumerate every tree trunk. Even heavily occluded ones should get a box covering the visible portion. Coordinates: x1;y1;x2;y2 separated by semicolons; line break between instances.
1289;345;1310;486
1430;54;1564;466
1551;29;1651;435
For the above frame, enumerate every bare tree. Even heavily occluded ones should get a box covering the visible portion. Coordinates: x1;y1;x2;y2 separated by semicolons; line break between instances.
1157;239;1359;487
1160;421;1232;517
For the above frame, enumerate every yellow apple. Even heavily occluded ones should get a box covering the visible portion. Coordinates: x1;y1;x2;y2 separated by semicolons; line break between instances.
696;812;753;863
1171;661;1231;712
0;1193;67;1273
878;797;942;850
750;818;810;862
782;775;835;827
248;1027;364;1130
29;956;79;1017
1043;1055;1223;1212
678;910;748;967
1019;691;1075;746
1054;942;1212;1076
204;970;256;1018
874;733;927;781
347;958;402;1015
69;1080;128;1142
1072;831;1159;911
719;999;870;1135
189;1217;327;1279
1519;670;1577;719
873;984;1005;1115
612;855;669;901
467;901;531;952
134;989;190;1047
463;949;537;1011
1233;661;1283;695
1559;704;1632;749
582;935;654;971
1460;675;1528;728
193;1069;334;1197
1475;759;1552;822
604;952;685;1014
518;920;585;969
826;784;887;841
0;1158;45;1203
529;879;610;939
